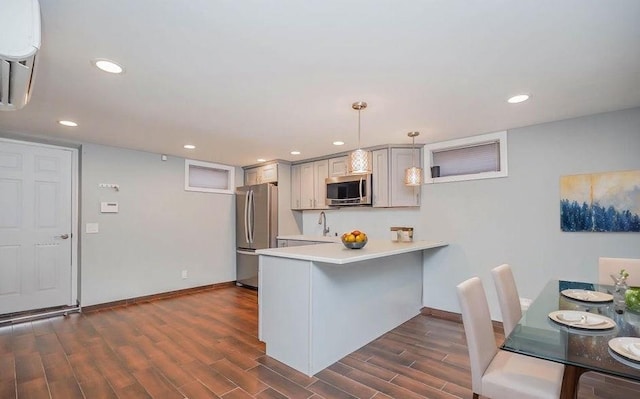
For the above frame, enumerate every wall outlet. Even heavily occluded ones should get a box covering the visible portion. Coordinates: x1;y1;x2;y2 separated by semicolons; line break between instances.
181;270;188;279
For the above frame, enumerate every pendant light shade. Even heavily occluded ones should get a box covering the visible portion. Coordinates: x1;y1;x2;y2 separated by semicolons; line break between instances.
347;101;372;175
348;148;370;174
405;166;423;186
404;131;423;186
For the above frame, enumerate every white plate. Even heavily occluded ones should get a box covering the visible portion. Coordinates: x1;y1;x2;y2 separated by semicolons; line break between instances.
608;349;640;369
561;289;613;303
548;310;616;330
609;337;640;363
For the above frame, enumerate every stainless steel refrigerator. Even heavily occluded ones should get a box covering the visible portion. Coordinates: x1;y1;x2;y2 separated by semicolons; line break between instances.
236;183;278;288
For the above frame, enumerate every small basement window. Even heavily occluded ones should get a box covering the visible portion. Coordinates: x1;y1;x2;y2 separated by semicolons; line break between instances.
185;159;235;194
424;131;508;183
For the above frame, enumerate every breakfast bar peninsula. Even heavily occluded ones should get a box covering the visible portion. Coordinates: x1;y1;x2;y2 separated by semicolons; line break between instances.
256;239;447;376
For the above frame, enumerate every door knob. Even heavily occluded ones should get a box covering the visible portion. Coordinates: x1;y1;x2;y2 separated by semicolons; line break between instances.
59;234;69;239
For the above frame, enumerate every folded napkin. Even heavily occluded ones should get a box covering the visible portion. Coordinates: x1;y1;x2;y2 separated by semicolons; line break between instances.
628;343;640;357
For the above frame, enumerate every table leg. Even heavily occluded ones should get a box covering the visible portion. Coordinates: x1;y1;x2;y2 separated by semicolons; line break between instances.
560;365;588;399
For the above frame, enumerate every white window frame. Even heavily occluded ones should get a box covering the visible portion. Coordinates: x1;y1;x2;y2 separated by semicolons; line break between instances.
424;131;508;184
184;159;235;194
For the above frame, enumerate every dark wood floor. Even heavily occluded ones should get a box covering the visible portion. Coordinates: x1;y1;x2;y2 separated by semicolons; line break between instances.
1;286;639;399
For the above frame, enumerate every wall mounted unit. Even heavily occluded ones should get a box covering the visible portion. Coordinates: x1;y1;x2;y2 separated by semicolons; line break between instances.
0;0;41;111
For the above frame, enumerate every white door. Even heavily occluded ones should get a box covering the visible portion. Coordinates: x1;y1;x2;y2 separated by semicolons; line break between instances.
0;141;73;314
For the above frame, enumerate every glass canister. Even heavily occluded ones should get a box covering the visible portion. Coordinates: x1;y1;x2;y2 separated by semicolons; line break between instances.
390;227;413;242
611;269;629;314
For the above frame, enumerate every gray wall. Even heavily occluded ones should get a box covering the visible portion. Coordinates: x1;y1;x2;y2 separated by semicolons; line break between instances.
80;144;236;306
302;107;640;320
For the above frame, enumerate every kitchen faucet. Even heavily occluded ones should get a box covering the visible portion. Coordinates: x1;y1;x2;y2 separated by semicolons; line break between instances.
318;211;330;236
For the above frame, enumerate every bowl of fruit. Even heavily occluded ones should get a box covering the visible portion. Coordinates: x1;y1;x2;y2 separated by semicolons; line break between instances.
341;230;368;249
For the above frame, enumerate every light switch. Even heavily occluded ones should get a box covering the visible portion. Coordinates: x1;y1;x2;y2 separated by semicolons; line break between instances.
101;202;119;213
86;223;99;233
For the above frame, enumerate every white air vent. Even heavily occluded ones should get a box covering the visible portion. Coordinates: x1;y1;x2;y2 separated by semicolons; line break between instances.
0;0;41;111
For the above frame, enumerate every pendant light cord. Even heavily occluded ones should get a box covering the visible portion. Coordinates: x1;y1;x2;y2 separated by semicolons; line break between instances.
411;134;415;166
358;109;362;149
407;131;420;168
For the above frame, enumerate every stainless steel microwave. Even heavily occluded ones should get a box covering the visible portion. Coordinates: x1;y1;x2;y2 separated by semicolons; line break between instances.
325;174;372;206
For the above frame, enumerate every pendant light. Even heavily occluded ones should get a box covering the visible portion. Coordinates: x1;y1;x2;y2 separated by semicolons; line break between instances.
404;131;423;186
347;101;372;175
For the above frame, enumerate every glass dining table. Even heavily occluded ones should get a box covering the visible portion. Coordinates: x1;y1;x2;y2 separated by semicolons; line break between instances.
501;280;640;399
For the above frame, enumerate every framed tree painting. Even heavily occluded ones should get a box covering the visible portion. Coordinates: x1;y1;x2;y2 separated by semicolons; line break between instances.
560;170;640;232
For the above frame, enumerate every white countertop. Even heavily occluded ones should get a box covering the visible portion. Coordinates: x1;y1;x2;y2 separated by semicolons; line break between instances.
257;239;447;265
277;235;341;243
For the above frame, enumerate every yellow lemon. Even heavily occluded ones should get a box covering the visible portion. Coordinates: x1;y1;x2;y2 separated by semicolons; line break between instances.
347;234;356;242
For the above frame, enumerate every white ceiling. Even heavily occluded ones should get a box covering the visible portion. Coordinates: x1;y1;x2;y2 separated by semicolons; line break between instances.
1;0;639;167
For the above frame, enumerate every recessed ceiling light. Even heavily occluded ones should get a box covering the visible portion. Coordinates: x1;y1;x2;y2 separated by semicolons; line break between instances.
58;120;78;127
183;144;196;149
507;94;530;104
92;59;124;74
290;151;301;155
257;158;266;162
333;141;345;146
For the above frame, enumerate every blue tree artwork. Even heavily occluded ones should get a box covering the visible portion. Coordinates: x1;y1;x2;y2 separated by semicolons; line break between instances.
560;170;640;232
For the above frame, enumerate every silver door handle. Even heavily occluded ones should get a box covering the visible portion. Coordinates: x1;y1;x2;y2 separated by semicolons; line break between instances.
58;234;69;239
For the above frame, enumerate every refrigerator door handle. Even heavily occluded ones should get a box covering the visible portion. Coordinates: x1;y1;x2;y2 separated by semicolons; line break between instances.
237;249;257;256
244;190;251;244
248;189;255;244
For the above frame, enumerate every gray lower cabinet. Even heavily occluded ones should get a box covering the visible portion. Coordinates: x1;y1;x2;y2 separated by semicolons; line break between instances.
277;239;330;247
236;250;259;288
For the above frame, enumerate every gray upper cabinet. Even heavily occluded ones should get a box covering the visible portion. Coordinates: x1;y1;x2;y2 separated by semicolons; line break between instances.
245;168;259;185
291;160;328;210
291;164;302;210
313;160;329;209
389;148;421;207
328;156;348;177
244;163;278;185
288;145;421;210
371;147;421;207
300;162;315;209
372;149;389;207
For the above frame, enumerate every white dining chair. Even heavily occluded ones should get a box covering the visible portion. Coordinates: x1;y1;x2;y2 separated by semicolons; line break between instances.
491;264;525;337
457;277;564;399
598;257;640;287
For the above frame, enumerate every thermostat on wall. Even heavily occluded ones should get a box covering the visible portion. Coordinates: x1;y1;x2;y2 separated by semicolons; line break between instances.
101;202;119;213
